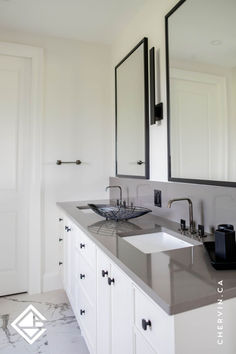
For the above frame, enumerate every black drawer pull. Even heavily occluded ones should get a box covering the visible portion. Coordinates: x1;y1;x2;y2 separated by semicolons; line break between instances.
102;270;108;277
59;262;63;266
142;319;151;331
59;218;63;222
108;277;115;285
80;243;85;249
59;237;63;242
80;309;85;315
80;274;85;279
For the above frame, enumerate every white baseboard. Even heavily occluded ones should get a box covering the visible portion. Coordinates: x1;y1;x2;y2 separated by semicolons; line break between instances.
43;271;63;292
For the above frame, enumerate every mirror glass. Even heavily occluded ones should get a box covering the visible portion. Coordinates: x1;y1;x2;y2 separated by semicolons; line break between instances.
166;0;236;186
115;38;149;178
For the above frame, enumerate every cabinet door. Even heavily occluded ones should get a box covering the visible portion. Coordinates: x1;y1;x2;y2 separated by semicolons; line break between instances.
110;263;133;354
134;286;174;354
97;250;111;354
64;219;77;309
134;329;157;354
63;217;70;293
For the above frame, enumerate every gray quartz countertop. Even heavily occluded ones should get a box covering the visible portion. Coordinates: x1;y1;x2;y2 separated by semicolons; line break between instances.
57;200;236;315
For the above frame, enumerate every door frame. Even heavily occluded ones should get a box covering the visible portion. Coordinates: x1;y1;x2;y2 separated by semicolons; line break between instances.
0;41;44;294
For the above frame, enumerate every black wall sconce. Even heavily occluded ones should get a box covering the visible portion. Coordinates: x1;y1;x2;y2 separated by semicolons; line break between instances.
150;47;163;124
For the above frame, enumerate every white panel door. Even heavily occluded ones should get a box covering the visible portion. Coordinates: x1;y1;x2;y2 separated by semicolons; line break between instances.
0;54;31;296
170;68;227;180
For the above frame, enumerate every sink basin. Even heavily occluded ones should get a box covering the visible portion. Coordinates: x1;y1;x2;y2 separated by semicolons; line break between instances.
123;232;193;254
88;204;151;221
77;206;94;213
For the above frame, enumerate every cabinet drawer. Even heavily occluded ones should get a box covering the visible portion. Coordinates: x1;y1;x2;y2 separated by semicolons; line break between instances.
75;250;96;305
76;282;96;351
134;287;174;354
75;228;96;268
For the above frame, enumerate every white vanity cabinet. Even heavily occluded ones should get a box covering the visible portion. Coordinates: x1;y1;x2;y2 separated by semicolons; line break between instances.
61;218;174;354
96;249;133;354
74;225;97;353
62;216;97;353
60;213;236;354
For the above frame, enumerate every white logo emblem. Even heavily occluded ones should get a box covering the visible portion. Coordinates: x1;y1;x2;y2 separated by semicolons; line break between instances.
11;304;47;344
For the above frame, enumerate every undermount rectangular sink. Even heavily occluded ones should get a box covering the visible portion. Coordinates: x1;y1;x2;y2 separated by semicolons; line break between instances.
77;206;94;213
123;232;193;254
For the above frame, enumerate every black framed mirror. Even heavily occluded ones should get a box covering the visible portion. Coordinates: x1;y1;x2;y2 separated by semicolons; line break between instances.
115;37;149;179
166;0;236;187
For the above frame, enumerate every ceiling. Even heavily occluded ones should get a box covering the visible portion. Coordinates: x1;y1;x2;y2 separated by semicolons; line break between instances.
169;0;236;68
0;0;148;44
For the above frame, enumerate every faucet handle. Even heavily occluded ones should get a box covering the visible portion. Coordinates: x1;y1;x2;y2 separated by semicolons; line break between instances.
180;219;187;231
198;224;206;237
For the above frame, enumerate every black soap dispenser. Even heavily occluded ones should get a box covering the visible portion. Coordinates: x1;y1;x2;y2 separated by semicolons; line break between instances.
215;224;236;261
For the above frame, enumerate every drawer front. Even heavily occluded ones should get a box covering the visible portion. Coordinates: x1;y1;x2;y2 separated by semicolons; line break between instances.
134;287;174;354
75;228;96;269
76;282;96;351
75;250;96;305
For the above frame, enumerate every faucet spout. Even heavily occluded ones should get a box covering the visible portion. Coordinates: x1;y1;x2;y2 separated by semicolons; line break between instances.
167;198;195;234
105;185;122;204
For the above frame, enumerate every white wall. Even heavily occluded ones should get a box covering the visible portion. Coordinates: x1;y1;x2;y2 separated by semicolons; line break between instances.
0;28;112;291
111;0;180;181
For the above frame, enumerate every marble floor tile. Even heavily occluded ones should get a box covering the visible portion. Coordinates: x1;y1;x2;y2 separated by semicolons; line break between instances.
0;289;89;354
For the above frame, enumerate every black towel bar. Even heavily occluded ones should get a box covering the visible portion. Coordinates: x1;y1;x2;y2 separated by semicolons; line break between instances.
56;160;81;165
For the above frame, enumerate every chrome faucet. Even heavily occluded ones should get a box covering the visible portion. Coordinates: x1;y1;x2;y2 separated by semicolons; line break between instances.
105;185;122;204
168;198;196;234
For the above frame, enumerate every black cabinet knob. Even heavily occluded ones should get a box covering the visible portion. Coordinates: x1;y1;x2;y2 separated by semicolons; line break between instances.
59;237;63;242
80;274;85;279
80;309;85;315
142;319;151;331
59;218;63;222
66;227;71;232
65;226;68;231
59;262;63;266
80;243;85;249
108;277;115;285
102;270;108;277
